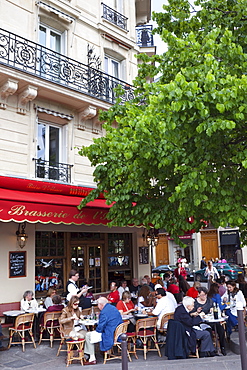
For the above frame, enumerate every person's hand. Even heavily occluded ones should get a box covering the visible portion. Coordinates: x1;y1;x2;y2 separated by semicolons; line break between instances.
190;311;199;317
223;297;227;303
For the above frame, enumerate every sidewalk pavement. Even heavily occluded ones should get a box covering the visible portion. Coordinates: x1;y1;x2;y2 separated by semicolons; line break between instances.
0;337;243;370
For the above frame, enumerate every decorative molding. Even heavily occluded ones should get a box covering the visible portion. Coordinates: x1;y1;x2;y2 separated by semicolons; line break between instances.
17;85;38;115
0;79;18;109
78;105;97;131
92;116;102;134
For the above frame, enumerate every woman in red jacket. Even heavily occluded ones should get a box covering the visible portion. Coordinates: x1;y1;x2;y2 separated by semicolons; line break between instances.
174;262;187;280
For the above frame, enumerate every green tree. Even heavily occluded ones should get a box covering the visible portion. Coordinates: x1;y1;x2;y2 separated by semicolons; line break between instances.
79;0;247;239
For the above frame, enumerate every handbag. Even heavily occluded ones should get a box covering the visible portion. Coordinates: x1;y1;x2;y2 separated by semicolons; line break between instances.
89;330;102;344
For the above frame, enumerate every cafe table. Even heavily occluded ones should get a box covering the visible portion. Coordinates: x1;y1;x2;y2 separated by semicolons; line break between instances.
3;307;46;341
203;314;228;354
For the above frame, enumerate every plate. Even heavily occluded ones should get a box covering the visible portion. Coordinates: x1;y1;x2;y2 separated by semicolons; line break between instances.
135;313;148;318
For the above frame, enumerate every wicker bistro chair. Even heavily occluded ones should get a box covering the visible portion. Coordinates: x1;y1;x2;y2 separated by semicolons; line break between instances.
135;317;161;360
103;320;131;364
8;313;36;352
158;312;174;345
38;311;62;347
57;322;85;367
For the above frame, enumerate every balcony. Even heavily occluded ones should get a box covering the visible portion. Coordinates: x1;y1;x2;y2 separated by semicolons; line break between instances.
0;28;134;104
136;25;154;47
33;158;73;183
101;3;128;31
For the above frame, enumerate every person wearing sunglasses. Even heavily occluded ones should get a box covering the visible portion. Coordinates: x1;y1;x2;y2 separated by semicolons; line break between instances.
60;296;86;340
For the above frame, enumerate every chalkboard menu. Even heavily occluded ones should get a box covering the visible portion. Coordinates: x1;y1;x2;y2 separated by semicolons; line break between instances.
9;251;26;278
139;246;149;264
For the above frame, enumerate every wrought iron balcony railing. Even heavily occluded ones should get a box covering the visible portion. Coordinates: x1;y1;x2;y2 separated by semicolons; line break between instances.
136;25;154;48
33;158;73;183
101;3;128;31
0;28;134;104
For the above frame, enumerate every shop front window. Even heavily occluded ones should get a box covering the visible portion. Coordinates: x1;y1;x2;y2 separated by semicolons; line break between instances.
35;231;65;293
107;233;132;285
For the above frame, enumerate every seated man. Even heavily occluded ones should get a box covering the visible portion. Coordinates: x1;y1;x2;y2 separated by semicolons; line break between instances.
174;296;216;357
84;297;123;365
107;282;120;306
148;288;176;329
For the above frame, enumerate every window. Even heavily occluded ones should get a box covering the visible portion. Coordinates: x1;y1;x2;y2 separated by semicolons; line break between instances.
104;56;120;79
105;0;123;13
35;231;65;292
39;24;64;53
38;23;66;81
36;121;69;182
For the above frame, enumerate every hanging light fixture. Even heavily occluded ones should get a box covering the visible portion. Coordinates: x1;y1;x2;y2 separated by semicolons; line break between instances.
16;222;28;248
146;228;159;247
145;228;159;270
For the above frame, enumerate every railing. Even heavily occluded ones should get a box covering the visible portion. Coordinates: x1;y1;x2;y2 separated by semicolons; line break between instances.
136;25;154;47
0;28;134;104
101;3;128;31
33;158;73;183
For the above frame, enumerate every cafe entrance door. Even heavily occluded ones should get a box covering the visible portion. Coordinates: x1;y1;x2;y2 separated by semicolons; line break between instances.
70;243;104;293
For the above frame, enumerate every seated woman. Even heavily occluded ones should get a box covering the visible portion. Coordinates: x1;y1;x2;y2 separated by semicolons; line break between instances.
44;287;57;309
40;294;64;326
60;296;87;340
21;290;38;311
194;286;226;356
116;291;135;315
137;285;156;309
221;281;246;339
178;275;190;295
167;277;180;295
46;294;64;312
116;291;136;332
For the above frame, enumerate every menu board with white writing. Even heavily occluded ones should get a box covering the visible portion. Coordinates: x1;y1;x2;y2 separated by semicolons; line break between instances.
9;251;26;278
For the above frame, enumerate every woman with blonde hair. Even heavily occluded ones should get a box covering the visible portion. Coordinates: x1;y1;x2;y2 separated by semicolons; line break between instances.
44;287;57;309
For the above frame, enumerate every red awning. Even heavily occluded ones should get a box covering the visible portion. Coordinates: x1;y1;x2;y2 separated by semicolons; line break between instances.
0;188;111;225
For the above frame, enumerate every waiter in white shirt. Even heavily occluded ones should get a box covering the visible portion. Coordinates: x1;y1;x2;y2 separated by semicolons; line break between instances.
66;269;88;304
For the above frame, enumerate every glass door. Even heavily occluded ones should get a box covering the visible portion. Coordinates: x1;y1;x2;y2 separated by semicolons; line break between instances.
70;244;103;293
88;245;102;292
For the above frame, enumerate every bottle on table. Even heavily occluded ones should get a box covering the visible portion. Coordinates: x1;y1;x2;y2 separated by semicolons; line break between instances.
213;302;218;319
39;297;44;308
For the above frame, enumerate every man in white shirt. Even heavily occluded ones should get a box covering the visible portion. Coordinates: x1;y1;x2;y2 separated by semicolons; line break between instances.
118;280;129;300
151;288;176;329
66;269;88;303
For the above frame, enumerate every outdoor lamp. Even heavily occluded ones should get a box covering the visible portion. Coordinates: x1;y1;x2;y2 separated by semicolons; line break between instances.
16;222;28;248
146;228;159;247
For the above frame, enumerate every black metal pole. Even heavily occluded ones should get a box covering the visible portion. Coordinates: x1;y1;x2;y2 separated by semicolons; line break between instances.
237;304;247;370
121;333;128;370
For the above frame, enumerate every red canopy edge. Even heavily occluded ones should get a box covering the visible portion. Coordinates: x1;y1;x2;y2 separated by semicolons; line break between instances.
0;188;111;225
0;175;105;199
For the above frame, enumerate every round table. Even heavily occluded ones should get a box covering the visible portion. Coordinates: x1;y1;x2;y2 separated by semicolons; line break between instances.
203;314;228;354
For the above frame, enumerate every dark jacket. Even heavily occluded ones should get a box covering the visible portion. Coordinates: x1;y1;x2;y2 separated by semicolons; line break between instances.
165;319;189;360
96;303;123;351
174;304;202;352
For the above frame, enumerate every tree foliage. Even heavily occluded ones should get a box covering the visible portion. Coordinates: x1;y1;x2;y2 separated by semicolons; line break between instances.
79;0;247;240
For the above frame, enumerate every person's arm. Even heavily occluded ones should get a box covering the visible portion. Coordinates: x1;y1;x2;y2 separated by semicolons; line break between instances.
215;294;226;311
60;309;75;324
96;311;107;333
32;298;39;310
214;267;220;278
21;299;29;311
